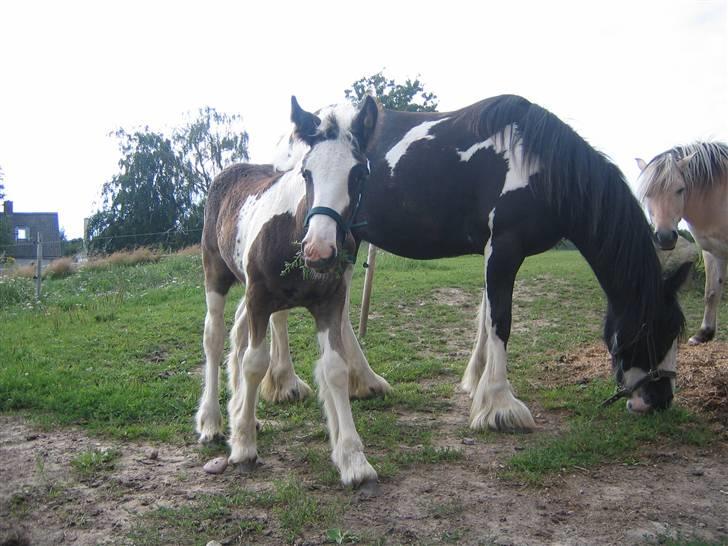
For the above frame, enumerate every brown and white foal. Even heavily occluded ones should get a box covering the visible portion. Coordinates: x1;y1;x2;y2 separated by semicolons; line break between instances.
195;99;389;486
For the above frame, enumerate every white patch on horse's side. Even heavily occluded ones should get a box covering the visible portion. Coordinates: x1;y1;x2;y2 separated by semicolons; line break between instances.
385;118;450;172
457;138;495;162
234;169;304;277
492;125;539;196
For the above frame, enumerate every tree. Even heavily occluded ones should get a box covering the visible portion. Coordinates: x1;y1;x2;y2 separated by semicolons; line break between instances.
344;71;438;112
175;106;249;196
88;108;249;253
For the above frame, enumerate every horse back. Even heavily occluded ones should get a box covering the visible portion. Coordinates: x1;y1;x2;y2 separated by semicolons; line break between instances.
202;164;280;290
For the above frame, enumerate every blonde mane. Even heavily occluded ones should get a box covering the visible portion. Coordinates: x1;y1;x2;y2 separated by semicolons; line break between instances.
639;141;728;200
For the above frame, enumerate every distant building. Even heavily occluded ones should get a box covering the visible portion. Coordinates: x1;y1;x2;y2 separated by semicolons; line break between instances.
0;201;62;259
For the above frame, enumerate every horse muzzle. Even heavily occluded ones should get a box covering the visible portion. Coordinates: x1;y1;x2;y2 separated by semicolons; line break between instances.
302;241;338;272
654;229;678;250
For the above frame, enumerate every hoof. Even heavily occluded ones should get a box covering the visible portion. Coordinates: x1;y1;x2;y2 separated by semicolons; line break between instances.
260;375;313;403
470;407;535;433
231;457;262;474
349;374;392;400
355;478;381;497
688;328;714;345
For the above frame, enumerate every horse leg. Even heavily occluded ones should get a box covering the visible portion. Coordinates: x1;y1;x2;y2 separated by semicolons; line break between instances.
259;310;314;402
196;289;229;443
470;238;535;432
690;250;727;345
313;270;377;486
225;297;248;428
461;291;488;396
341;282;391;399
228;296;270;467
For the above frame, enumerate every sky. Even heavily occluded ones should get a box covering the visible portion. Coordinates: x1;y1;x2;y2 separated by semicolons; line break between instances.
0;0;726;239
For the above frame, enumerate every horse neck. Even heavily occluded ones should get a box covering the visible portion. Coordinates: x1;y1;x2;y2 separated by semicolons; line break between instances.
565;184;664;326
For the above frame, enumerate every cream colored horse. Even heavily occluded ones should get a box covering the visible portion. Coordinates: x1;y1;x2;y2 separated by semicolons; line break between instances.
637;142;728;344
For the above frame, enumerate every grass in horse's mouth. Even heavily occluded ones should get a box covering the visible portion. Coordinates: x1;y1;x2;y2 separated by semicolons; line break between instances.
280;243;352;280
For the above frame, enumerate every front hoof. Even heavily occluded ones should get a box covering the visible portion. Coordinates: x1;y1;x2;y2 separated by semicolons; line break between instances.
688;328;714;345
470;407;535;433
338;454;378;488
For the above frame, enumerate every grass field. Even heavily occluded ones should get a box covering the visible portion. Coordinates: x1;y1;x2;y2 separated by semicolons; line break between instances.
1;249;723;544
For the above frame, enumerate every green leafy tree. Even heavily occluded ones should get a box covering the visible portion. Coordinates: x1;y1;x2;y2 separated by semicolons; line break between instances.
88;108;248;253
345;71;438;112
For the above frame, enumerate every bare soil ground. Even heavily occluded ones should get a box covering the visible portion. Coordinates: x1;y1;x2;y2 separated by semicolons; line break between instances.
2;343;728;546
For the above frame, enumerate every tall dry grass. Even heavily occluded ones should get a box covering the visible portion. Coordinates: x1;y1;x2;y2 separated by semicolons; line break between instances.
43;257;76;279
84;247;162;271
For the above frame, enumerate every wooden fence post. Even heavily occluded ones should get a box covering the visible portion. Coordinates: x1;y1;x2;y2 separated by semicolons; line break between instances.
35;232;42;301
358;244;378;338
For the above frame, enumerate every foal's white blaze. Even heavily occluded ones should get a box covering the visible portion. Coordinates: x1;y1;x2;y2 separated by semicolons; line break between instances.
301;139;359;263
385;118;450;172
234;170;303;278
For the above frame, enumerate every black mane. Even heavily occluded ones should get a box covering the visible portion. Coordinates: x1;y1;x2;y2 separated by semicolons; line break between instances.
477;94;682;343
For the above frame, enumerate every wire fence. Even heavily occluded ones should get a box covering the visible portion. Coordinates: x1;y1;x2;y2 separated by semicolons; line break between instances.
0;228;204;252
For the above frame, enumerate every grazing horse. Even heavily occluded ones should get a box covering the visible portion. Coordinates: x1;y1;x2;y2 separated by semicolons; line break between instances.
290;93;690;437
637;142;728;345
195;146;391;485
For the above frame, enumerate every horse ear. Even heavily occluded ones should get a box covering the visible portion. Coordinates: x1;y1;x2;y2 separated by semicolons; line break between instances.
351;95;379;149
663;261;692;297
290;96;321;143
677;152;697;172
635;158;647;172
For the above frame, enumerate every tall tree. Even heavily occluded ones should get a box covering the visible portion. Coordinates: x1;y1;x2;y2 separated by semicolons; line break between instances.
87;108;249;253
345;71;438;112
175;106;249;197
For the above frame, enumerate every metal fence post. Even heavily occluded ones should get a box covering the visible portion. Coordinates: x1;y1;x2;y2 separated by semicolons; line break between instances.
35;232;42;301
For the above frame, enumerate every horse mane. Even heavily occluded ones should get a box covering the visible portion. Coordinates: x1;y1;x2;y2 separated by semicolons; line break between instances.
476;94;674;337
638;141;728;199
272;103;359;172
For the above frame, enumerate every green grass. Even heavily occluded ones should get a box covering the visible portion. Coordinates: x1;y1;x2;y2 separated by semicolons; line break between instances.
1;248;723;542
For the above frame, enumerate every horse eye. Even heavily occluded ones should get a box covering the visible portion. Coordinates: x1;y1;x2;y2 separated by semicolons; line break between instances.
676;187;685;196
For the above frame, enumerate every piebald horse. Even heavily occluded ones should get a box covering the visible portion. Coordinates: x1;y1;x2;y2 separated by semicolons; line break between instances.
637;142;728;345
196;153;390;485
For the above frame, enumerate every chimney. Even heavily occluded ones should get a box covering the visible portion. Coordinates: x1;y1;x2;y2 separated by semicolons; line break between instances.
3;200;12;214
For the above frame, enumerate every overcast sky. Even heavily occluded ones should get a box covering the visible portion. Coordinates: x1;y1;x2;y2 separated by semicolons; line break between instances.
0;0;726;239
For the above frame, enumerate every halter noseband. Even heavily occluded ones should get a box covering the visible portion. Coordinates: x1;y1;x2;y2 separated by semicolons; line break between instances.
600;368;677;407
600;323;676;407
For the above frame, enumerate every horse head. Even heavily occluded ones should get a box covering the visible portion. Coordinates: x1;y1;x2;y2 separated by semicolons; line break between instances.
636;153;694;250
289;96;378;272
603;261;691;413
